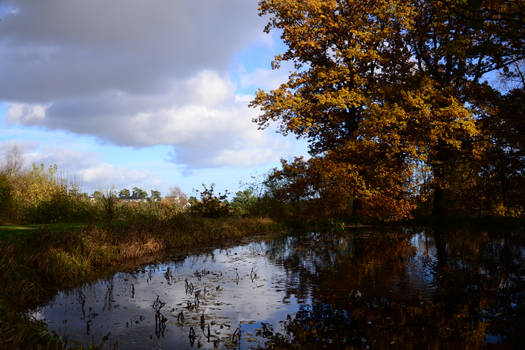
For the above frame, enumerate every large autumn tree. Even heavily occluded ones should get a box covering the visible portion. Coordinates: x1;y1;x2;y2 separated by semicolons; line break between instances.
251;0;525;219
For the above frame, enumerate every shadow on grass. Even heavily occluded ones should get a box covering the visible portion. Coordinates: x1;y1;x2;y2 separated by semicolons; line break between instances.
0;223;88;240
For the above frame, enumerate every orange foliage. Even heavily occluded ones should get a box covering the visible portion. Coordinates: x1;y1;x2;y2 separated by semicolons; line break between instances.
252;0;525;219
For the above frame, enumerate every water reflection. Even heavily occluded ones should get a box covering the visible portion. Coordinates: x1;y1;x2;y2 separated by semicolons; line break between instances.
31;228;524;349
264;228;525;348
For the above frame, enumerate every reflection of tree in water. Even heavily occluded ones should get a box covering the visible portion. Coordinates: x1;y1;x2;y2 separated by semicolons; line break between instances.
435;228;525;347
266;230;415;303
263;228;525;348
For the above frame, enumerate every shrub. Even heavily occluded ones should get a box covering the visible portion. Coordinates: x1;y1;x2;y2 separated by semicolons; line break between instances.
33;185;71;223
230;189;257;216
190;184;230;218
0;173;13;222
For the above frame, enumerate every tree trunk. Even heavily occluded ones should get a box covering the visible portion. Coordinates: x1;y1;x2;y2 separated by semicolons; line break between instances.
432;185;444;216
432;143;449;217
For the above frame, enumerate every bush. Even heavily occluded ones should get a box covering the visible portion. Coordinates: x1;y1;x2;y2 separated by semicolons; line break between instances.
33;186;71;223
230;189;257;216
250;194;291;220
0;173;13;222
190;184;230;218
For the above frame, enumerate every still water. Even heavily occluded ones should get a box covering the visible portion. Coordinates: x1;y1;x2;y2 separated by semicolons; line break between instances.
31;228;524;349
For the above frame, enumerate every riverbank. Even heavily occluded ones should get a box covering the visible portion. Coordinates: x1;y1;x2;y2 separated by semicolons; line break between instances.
0;216;283;349
2;215;523;349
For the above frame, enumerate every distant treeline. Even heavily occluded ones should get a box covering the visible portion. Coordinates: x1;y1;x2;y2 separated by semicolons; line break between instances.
2;141;524;226
0;148;293;225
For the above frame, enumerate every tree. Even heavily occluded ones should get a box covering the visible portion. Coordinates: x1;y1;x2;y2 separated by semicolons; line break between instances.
166;186;188;209
92;190;103;200
0;173;13;221
230;189;258;216
0;147;21;221
131;187;148;200
150;190;161;202
2;146;23;176
118;188;131;199
251;0;525;218
479;86;525;215
190;184;230;218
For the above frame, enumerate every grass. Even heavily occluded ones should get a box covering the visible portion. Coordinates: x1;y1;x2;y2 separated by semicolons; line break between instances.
0;215;284;349
0;224;87;240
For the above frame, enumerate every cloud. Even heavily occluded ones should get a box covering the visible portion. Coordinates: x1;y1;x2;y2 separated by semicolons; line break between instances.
5;70;289;167
0;0;287;168
0;140;160;192
5;103;47;123
0;0;264;102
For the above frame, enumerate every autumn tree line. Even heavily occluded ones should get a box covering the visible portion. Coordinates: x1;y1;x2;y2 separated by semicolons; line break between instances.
250;0;525;220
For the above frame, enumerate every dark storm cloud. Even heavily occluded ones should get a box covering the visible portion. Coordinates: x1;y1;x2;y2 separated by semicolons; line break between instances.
0;0;263;102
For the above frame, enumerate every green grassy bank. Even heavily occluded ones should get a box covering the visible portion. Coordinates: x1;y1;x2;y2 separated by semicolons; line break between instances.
0;223;88;241
0;216;283;349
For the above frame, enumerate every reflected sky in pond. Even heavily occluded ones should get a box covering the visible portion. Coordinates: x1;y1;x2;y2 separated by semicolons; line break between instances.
31;228;525;349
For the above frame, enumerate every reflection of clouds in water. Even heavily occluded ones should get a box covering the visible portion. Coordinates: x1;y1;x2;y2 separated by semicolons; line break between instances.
404;233;439;298
29;230;523;348
132;243;299;318
31;240;301;349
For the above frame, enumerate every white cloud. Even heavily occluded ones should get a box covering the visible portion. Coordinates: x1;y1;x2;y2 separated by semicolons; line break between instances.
76;163;154;190
0;140;161;193
6;103;48;123
0;0;289;169
0;139;37;155
5;70;290;168
186;70;234;106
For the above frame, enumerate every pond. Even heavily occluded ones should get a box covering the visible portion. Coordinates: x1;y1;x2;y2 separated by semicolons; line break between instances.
31;227;525;349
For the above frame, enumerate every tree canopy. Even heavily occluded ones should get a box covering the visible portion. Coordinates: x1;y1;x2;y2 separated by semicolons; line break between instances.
251;0;525;220
131;187;148;200
118;188;131;200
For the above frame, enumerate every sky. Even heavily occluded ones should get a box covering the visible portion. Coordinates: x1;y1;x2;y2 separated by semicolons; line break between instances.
0;0;308;197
